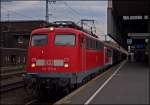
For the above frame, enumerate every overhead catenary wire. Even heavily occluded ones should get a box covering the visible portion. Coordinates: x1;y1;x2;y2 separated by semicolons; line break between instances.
46;1;77;22
46;1;82;23
61;1;106;35
49;2;75;21
1;0;107;35
74;1;107;35
63;1;82;20
87;4;107;35
1;7;39;20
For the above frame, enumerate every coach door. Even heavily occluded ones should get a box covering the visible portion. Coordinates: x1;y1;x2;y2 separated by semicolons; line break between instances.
104;47;113;65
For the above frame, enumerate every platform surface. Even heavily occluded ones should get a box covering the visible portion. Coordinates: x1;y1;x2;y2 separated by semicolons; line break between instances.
55;61;149;104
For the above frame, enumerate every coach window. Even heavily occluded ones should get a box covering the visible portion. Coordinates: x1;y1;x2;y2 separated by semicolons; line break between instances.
87;37;90;49
18;36;24;44
31;34;48;46
55;34;75;46
107;49;112;57
95;41;97;50
98;42;100;49
94;40;96;50
90;39;92;49
97;42;102;50
86;37;88;48
79;34;84;47
86;37;89;49
92;39;94;49
78;34;81;46
92;39;95;49
96;41;99;50
89;38;91;48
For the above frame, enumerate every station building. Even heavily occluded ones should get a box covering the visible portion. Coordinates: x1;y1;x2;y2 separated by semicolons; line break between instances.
0;20;48;67
107;0;150;63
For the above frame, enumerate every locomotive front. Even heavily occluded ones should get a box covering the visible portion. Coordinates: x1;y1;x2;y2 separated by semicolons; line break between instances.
24;27;80;95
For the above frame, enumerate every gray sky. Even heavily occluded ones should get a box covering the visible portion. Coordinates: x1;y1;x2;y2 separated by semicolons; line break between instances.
1;1;109;40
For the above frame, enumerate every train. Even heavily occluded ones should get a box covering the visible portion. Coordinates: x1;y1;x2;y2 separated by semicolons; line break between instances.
24;21;127;96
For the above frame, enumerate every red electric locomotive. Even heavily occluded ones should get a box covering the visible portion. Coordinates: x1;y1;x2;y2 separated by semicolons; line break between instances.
24;21;127;95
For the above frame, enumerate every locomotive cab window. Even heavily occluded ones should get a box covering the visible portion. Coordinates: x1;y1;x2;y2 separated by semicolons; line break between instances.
31;34;48;46
55;34;75;46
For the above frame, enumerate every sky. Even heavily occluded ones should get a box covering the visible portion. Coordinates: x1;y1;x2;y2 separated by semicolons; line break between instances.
1;1;109;40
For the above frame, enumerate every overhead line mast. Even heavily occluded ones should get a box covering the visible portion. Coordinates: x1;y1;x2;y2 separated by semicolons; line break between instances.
45;0;56;22
46;0;49;22
81;19;96;35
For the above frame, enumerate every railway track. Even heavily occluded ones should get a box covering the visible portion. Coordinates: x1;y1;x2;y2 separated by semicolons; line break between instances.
1;65;25;78
1;65;25;73
1;70;26;80
0;80;25;93
25;93;63;105
0;66;26;93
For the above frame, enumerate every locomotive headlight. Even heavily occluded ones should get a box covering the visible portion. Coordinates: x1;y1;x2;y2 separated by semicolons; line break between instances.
49;27;54;31
64;63;69;68
31;63;36;68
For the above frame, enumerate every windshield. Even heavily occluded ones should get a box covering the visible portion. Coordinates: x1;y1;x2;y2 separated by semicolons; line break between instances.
55;34;75;46
31;34;48;46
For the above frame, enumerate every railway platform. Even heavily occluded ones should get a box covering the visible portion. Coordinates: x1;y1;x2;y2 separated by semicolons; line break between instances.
55;60;149;104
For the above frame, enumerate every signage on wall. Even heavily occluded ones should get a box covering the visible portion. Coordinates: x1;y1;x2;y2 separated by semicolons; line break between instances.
127;39;132;45
130;44;145;49
123;15;149;20
135;44;145;49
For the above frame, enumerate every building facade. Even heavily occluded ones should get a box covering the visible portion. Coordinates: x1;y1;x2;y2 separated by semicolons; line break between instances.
0;20;48;67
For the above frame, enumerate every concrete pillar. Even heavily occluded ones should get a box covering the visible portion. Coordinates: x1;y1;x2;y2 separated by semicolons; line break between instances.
107;8;113;35
107;8;118;40
107;0;117;36
107;4;121;46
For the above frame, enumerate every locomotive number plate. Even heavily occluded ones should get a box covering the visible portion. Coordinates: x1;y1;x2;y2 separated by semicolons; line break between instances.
36;59;45;66
53;60;64;66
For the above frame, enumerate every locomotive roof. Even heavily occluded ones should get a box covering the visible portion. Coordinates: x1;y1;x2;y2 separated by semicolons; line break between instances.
31;27;80;35
47;21;98;38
